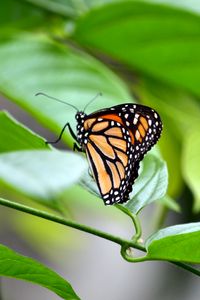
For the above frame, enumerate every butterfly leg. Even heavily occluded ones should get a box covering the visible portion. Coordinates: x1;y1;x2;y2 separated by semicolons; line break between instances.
73;143;82;152
46;122;78;145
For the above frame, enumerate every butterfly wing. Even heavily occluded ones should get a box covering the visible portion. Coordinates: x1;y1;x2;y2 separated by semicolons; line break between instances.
88;103;162;159
82;103;162;205
84;119;136;204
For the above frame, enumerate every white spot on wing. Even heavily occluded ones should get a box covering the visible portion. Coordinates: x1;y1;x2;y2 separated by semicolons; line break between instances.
133;118;137;125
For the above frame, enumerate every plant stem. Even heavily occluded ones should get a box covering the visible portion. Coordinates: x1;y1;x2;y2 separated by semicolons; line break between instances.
0;197;143;251
120;243;147;263
172;262;200;277
0;197;200;277
115;204;142;241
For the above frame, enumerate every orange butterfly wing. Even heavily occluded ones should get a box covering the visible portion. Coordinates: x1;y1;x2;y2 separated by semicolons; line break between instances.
81;104;162;205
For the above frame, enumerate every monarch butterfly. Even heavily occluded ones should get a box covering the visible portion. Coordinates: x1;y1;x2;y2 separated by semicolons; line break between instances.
37;93;162;205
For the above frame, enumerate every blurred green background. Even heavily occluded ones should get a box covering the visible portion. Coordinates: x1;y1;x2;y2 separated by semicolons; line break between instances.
0;0;200;299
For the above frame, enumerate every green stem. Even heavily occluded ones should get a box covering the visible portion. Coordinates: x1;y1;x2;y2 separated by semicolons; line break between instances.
0;197;200;277
115;204;142;241
121;244;200;277
0;197;143;251
121;243;147;263
172;262;200;277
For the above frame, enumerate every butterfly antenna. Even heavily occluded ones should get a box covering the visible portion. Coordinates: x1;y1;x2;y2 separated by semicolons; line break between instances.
35;92;79;112
83;92;102;112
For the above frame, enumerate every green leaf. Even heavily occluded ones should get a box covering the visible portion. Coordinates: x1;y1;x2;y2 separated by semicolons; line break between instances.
0;150;87;204
84;0;200;16
24;0;200;18
159;125;183;197
0;34;132;146
0;243;80;299
80;168;99;199
81;154;168;212
73;2;200;96
182;125;200;212
159;195;180;213
145;222;200;263
141;0;200;15
25;0;82;18
124;154;168;214
0;111;46;153
0;0;45;31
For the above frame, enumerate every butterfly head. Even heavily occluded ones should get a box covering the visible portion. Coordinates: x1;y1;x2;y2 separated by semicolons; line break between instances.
75;111;86;123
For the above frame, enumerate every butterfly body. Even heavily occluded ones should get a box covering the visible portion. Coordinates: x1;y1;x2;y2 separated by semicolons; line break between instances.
74;103;162;205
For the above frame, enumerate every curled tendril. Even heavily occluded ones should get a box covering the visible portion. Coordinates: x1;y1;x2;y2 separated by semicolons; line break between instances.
120;243;147;263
